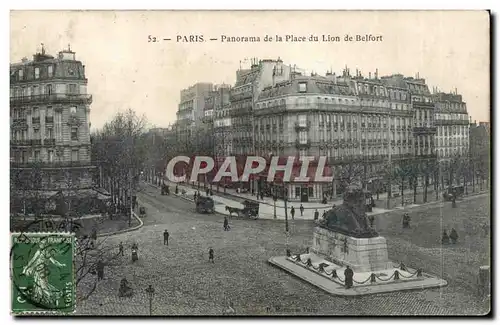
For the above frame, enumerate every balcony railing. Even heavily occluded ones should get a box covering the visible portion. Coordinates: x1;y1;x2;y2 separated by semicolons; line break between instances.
434;119;469;126
10;140;31;146
295;139;311;147
11;160;95;169
45;138;56;146
10;94;93;106
11;118;28;129
413;126;437;133
294;121;311;131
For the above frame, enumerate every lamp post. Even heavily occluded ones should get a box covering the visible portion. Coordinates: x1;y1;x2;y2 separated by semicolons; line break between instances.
145;284;155;315
273;194;277;219
284;184;290;256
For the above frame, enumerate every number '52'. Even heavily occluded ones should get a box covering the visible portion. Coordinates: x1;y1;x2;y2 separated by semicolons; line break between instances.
148;35;157;42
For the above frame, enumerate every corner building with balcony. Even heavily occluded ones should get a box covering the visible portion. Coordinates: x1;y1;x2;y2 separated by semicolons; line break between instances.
253;68;421;202
10;47;97;215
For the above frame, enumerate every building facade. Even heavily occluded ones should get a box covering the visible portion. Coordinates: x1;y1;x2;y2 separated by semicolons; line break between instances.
230;58;294;156
10;46;96;214
204;84;232;160
176;82;213;155
252;68;427;202
469;121;490;187
433;90;470;161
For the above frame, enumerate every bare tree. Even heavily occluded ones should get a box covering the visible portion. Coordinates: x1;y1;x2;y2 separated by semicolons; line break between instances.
92;109;148;214
420;158;439;203
335;159;365;193
392;160;413;206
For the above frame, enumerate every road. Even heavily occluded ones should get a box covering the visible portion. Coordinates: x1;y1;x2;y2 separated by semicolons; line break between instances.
76;184;490;315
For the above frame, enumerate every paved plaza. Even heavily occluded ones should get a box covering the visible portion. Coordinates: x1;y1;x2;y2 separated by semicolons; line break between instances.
76;184;490;315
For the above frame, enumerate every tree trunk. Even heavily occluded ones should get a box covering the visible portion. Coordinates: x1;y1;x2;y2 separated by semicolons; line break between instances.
413;177;417;204
401;178;405;206
435;171;439;201
423;174;428;203
464;175;468;195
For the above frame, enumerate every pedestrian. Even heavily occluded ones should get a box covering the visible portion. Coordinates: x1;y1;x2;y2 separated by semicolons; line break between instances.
369;215;375;228
119;242;124;256
322;210;327;220
224;217;230;231
450;228;458;244
332;204;336;209
96;259;105;281
299;204;304;216
163;230;169;246
206;188;209;196
194;191;198;201
290;206;295;220
344;266;354;289
91;229;97;249
261;192;264;200
314;209;319;221
442;230;450;244
209;248;215;263
209;189;213;196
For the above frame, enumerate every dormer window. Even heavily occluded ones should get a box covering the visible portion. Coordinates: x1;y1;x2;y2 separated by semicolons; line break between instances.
70;106;77;114
68;69;75;76
18;69;23;80
48;65;53;77
34;67;40;79
298;82;307;93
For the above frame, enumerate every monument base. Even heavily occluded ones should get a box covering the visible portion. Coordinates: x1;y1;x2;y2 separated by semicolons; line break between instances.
268;254;448;296
311;226;393;273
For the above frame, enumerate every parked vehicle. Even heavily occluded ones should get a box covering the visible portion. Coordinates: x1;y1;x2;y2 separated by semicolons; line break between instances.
139;206;146;218
161;184;170;195
443;186;464;201
196;196;215;214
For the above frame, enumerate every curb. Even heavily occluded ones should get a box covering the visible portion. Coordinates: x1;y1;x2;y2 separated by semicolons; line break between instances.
97;212;144;238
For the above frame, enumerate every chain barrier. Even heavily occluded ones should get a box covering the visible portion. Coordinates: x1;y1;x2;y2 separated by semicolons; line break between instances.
352;274;372;285
289;254;423;287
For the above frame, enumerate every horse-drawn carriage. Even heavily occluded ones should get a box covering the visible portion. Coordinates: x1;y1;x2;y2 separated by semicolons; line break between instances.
161;184;170;195
443;185;464;201
195;196;215;214
225;200;259;219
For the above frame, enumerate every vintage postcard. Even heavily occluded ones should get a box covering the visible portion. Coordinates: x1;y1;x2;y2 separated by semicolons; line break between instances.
9;10;490;316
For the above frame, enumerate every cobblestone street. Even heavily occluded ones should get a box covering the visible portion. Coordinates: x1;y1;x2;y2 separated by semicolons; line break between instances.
76;184;490;315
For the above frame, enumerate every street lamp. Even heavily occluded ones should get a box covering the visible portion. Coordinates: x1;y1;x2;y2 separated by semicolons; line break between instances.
145;284;155;315
284;184;290;257
273;193;277;219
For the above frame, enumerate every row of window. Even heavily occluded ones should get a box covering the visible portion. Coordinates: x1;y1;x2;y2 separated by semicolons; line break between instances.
438;147;465;157
11;148;82;163
436;125;468;136
436;138;468;147
11;126;79;141
11;83;79;98
356;83;409;101
15;65;54;81
11;106;77;118
436;102;467;111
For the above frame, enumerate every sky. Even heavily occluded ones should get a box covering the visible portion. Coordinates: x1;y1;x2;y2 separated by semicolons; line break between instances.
10;10;490;130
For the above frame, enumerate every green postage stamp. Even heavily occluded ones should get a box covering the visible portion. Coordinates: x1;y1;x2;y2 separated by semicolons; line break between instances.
10;232;76;315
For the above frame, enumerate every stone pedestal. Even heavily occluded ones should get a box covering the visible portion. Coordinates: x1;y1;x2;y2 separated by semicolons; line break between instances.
311;226;393;273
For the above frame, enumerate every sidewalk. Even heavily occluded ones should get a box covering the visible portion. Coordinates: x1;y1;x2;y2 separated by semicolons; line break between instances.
148;181;391;220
